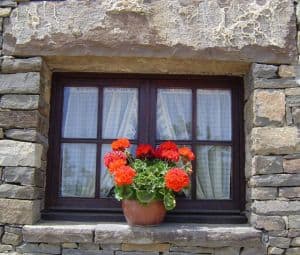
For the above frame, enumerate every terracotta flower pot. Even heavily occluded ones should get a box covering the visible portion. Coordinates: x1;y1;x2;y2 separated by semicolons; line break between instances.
122;199;166;226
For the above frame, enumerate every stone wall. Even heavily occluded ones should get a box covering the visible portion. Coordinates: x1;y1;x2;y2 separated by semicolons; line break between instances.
0;0;299;255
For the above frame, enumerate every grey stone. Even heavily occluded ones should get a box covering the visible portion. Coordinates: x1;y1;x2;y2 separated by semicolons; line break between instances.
62;243;78;249
0;128;3;139
286;106;293;125
269;237;290;249
79;243;100;250
115;252;158;255
4;226;22;235
0;140;42;167
252;156;283;175
249;187;277;200
279;187;300;198
278;65;296;78
0;183;43;199
283;159;300;173
23;224;95;243
0;7;11;17
250;174;300;187
289;229;300;238
268;247;284;255
2;232;22;246
100;244;121;250
3;0;297;63
0;95;39;110
3;166;44;187
95;224;261;247
5;129;38;142
170;246;213;253
268;230;288;237
63;249;113;255
250;64;278;79
252;201;300;215
289;216;300;229
251;127;299;155
291;237;300;246
286;88;300;96
0;1;17;8
240;247;265;255
17;243;61;254
0;244;13;253
253;78;299;89
0;198;40;224
214;247;240;255
1;57;42;73
286;248;300;255
255;215;286;231
0;73;40;94
0;110;39;128
287;96;300;107
292;108;300;125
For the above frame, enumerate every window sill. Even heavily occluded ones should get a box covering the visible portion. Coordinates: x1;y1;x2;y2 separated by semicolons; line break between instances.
23;221;262;248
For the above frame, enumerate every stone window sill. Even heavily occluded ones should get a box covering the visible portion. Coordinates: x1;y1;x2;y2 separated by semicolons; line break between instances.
23;221;262;248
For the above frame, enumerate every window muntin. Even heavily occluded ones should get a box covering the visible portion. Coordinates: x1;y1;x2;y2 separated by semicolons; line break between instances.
46;74;244;220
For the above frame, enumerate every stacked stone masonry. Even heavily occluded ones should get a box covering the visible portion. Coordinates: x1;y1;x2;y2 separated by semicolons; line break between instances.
0;0;299;255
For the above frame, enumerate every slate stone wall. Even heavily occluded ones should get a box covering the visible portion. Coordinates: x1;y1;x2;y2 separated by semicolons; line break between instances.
0;1;299;255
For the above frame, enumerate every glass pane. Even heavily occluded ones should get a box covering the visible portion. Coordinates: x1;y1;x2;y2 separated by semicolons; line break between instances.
61;143;96;197
100;144;137;198
196;146;231;200
197;89;231;141
102;88;138;139
62;87;98;138
157;89;192;140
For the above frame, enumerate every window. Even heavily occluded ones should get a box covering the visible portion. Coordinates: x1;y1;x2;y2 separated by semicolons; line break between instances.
45;74;245;223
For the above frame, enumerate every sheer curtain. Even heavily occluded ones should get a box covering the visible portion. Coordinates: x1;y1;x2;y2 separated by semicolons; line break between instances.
196;89;232;199
157;89;192;140
101;88;138;197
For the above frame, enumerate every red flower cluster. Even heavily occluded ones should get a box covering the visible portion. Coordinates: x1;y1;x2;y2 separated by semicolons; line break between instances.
112;138;130;151
164;168;190;192
114;166;136;186
136;144;154;159
104;151;127;174
155;141;180;162
178;147;195;161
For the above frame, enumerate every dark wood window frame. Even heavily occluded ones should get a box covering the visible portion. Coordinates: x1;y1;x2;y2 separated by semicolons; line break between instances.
43;73;246;223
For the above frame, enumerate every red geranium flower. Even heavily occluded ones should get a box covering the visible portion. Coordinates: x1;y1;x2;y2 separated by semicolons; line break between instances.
136;144;154;159
178;147;195;161
165;168;190;192
108;159;127;174
111;138;130;151
155;141;180;162
104;151;127;168
159;141;178;151
114;166;136;186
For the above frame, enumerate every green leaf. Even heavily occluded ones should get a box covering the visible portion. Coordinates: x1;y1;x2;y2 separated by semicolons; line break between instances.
136;190;155;204
164;192;176;211
123;186;134;199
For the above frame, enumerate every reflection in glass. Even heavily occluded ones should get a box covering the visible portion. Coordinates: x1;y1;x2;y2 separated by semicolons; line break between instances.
61;143;96;197
62;87;98;138
102;88;138;139
196;146;231;199
157;89;192;140
197;89;231;141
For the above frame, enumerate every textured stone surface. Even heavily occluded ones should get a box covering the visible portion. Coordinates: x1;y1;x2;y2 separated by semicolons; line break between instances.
291;237;300;246
2;166;44;187
251;127;299;155
214;247;240;255
268;247;284;255
2;232;22;246
250;64;278;79
279;187;300;198
0;7;11;17
252;201;300;215
0;73;40;94
289;216;300;229
279;65;296;78
3;0;297;63
1;57;42;73
0;140;42;167
250;174;300;187
269;237;291;249
23;224;95;243
0;110;39;128
17;243;61;254
286;248;300;255
5;128;38;142
252;156;283;175
63;250;113;255
283;159;300;173
0;198;40;224
170;246;213;253
0;244;13;253
0;95;39;109
249;187;277;200
122;243;170;252
254;215;286;231
253;90;285;126
0;183;42;199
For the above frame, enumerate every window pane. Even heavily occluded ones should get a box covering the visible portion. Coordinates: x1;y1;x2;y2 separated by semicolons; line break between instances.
102;88;138;139
197;89;231;141
157;89;192;140
196;146;231;200
62;87;98;138
61;143;96;197
100;144;137;198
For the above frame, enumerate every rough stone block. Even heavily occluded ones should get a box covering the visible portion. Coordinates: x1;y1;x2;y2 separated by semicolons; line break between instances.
23;224;95;243
286;248;300;255
292;108;300;125
269;237;291;249
2;232;22;246
115;252;158;255
0;140;42;167
0;73;40;94
1;57;42;73
5;128;38;142
286;88;300;96
253;78;299;89
251;127;299;155
278;65;296;78
291;237;300;247
289;229;300;238
239;247;265;255
249;187;277;200
3;166;44;187
122;243;170;252
214;247;240;255
62;243;78;249
0;110;39;128
0;95;39;110
250;64;278;79
3;0;297;63
100;244;121;251
289;216;300;229
17;243;61;254
253;90;285;126
252;201;300;215
279;187;300;198
268;247;284;255
63;249;113;255
0;183;43;199
0;244;13;253
0;7;11;17
250;174;300;187
0;1;17;8
0;198;40;224
79;243;100;250
254;215;285;231
252;156;283;175
283;159;300;173
287;96;300;107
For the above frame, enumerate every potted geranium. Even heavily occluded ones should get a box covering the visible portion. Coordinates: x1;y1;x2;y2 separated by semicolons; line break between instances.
104;138;195;226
